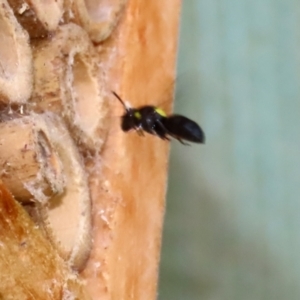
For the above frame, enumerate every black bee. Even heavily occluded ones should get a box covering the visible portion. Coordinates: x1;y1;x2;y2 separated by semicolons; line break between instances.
112;91;205;145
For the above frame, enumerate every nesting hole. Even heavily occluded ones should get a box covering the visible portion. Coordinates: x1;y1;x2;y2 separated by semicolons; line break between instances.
72;53;99;131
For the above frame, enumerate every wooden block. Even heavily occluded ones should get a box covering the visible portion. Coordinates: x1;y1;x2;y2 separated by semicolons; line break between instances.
81;0;181;299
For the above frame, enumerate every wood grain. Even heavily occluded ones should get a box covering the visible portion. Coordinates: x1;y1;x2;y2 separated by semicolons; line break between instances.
81;0;181;298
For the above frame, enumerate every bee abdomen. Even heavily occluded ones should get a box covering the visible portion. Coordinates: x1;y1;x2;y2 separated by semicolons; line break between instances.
163;115;205;143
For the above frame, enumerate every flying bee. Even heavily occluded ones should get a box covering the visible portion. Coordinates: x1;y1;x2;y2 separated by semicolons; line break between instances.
112;91;205;145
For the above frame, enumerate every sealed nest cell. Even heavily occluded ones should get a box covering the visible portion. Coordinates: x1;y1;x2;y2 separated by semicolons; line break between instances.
64;0;128;42
0;182;91;299
0;114;65;203
0;113;92;270
0;0;32;104
31;23;109;153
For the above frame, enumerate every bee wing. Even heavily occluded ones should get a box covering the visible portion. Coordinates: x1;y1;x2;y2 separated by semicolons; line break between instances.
163;115;205;143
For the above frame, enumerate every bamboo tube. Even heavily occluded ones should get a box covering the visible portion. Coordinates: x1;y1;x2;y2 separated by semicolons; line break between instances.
65;0;127;43
7;0;63;38
81;0;181;299
31;112;92;271
31;23;109;153
0;0;32;104
0;114;65;203
0;181;91;299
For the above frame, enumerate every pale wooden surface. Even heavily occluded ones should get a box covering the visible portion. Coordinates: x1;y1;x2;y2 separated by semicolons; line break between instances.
81;0;181;299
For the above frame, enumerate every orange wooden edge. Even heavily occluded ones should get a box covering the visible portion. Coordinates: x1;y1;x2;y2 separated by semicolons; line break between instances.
82;0;181;299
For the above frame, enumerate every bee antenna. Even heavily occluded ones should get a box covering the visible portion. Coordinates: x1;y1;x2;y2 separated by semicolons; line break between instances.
111;91;129;111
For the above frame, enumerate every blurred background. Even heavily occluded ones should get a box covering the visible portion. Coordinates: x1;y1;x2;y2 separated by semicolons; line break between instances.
159;1;300;299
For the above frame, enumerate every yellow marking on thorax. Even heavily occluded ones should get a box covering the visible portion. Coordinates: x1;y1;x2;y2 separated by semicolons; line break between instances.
154;107;167;117
134;111;142;119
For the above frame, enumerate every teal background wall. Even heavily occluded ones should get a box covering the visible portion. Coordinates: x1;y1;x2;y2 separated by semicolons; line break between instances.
159;1;300;299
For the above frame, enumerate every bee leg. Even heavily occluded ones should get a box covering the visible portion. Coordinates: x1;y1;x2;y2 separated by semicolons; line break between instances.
153;120;171;141
176;138;190;146
150;129;163;140
156;120;190;145
135;127;145;136
155;132;170;141
156;120;186;143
